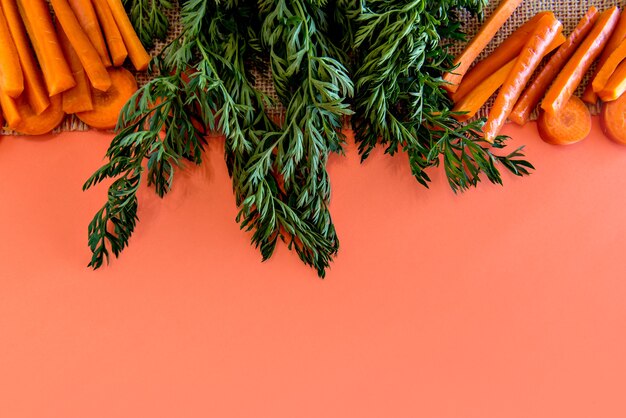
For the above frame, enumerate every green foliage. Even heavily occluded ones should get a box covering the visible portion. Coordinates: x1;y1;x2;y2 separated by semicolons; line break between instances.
123;0;173;49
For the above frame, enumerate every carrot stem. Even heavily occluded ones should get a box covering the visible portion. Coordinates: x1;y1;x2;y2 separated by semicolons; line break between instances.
0;2;23;98
92;0;127;66
105;0;150;71
510;7;599;126
541;6;620;116
68;0;112;67
442;0;523;93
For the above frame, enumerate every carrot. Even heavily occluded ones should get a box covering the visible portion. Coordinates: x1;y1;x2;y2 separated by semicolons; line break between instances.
453;32;565;121
76;67;137;129
537;96;591;145
600;92;626;144
0;3;22;97
16;0;75;96
1;0;50;114
5;93;65;135
591;37;626;94
0;89;20;126
483;14;562;143
541;6;620;116
50;0;111;92
509;7;599;126
598;59;626;101
582;11;626;104
105;0;150;71
92;0;127;66
442;0;523;93
57;25;93;114
452;11;552;103
68;0;112;67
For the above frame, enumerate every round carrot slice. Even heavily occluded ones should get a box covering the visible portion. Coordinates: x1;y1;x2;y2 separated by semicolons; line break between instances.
76;67;137;130
10;93;65;135
537;95;591;145
601;92;626;145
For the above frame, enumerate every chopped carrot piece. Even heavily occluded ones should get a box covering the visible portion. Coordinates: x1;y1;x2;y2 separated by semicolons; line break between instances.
510;7;599;126
68;0;112;67
0;3;22;97
484;13;562;143
442;0;523;93
58;25;93;114
6;93;65;135
92;0;127;66
537;96;591;145
592;37;626;93
76;67;138;129
600;92;626;144
1;0;50;114
598;58;626;101
541;6;620;116
105;0;151;71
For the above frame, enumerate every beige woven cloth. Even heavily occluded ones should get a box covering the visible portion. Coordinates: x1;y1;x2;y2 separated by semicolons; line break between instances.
5;1;621;134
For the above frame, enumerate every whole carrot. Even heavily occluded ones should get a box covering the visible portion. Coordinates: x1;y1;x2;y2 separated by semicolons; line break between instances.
68;0;112;67
484;13;562;143
92;0;127;66
510;7;599;126
541;6;620;116
105;0;150;71
443;0;523;93
0;3;23;97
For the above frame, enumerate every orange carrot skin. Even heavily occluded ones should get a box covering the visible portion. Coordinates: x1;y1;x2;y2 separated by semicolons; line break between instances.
583;10;626;104
0;4;23;97
106;0;151;71
443;0;523;93
591;37;626;93
541;6;620;116
1;0;50;114
58;25;93;113
484;14;562;143
452;11;552;103
537;96;591;145
509;7;599;126
598;58;626;101
50;0;112;92
92;0;127;66
17;0;75;96
68;0;112;67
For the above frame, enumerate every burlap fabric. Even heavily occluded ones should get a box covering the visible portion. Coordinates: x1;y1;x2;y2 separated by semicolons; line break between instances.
6;1;622;134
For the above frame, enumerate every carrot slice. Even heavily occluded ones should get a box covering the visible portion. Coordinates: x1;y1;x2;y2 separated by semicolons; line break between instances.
105;0;150;71
541;6;620;116
0;3;23;98
76;67;137;129
591;37;626;94
1;0;50;114
68;0;112;67
537;96;591;145
16;0;75;96
509;7;599;126
453;32;565;121
582;10;626;104
6;93;65;135
484;13;562;143
442;0;523;93
92;0;127;66
452;11;552;103
600;92;626;144
58;25;93;114
598;58;626;101
50;0;111;92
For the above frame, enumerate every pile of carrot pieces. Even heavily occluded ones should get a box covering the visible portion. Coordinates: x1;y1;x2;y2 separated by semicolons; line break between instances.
444;0;626;146
0;0;148;135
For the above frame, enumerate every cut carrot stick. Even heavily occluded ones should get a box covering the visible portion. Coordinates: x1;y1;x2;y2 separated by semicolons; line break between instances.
50;0;111;92
509;7;599;126
58;25;93;114
483;13;562;143
77;67;137;129
537;96;591;145
453;32;565;121
6;93;65;135
600;92;626;144
591;37;626;94
452;11;552;103
68;0;112;67
1;0;50;114
541;6;620;116
105;0;150;71
92;0;127;66
582;10;626;104
0;3;23;97
0;90;20;126
442;0;523;93
598;58;626;101
17;0;75;96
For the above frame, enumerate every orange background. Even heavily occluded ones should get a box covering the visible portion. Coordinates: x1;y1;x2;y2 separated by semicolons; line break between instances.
1;122;625;417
